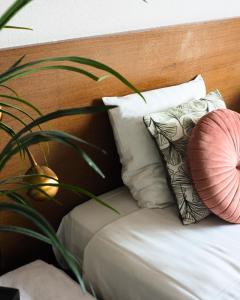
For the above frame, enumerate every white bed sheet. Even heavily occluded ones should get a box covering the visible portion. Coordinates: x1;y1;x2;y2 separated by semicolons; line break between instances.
57;187;240;300
84;206;240;300
56;186;139;267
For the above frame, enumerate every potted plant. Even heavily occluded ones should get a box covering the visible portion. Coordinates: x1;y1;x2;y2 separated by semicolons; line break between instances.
0;0;144;293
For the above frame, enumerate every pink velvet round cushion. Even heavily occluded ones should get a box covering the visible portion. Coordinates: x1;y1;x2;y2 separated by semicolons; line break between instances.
188;109;240;223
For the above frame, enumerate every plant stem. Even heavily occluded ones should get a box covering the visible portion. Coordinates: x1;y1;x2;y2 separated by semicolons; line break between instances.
25;148;38;167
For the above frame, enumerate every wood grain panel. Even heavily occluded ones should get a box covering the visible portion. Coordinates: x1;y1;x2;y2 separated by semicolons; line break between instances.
0;17;239;273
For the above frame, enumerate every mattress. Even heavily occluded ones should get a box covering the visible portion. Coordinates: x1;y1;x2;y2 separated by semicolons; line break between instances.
56;187;240;300
56;186;139;267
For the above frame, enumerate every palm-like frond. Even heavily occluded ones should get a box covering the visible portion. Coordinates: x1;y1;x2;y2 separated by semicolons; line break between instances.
0;56;145;101
0;94;42;115
2;25;32;30
0;121;25;159
0;174;119;214
0;202;85;291
0;106;115;163
0;1;145;292
0;130;106;177
0;0;33;30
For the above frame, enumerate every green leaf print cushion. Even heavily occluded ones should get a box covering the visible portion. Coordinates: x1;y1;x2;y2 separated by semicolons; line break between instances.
143;90;226;225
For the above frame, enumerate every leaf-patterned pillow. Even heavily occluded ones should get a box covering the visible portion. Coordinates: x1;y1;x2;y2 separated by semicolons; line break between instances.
143;90;226;225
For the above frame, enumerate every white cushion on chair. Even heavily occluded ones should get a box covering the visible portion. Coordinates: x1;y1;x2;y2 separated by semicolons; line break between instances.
0;260;93;300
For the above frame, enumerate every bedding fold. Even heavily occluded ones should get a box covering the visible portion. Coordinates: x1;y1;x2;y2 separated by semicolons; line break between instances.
83;207;240;300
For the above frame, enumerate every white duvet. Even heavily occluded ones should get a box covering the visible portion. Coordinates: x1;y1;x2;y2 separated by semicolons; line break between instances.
83;206;240;300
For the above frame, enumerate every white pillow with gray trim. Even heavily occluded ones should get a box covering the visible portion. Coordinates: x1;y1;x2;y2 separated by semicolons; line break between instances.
103;75;206;208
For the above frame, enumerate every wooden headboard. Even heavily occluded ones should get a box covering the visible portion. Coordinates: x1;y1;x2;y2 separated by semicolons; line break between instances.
0;17;239;273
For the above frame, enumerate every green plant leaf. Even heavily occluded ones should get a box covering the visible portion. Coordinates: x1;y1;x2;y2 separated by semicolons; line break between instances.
7;55;26;72
0;121;17;138
59;182;120;214
0;94;42;116
0;107;28;127
8;106;115;139
0;202;85;291
0;101;45;137
0;101;46;143
0;121;25;159
0;99;48;164
90;284;97;300
0;225;51;244
0;174;46;185
2;178;119;214
0;179;54;202
0;102;37;122
0;56;145;101
3;190;27;205
0;85;19;96
0;106;115;164
22;184;54;201
0;174;119;214
0;0;33;30
0;65;100;84
0;130;105;177
3;25;33;30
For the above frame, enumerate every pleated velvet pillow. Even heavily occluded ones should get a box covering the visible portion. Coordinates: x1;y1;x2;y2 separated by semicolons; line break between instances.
188;109;240;223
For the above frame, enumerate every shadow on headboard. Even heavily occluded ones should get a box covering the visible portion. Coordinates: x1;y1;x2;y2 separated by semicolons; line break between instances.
0;17;239;273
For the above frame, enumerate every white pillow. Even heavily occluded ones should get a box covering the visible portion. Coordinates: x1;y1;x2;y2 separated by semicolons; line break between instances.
103;75;206;208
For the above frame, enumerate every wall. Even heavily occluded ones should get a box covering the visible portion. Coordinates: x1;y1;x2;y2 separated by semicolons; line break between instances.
0;0;240;49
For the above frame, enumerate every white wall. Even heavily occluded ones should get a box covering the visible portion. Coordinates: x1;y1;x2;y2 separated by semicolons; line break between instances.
0;0;239;49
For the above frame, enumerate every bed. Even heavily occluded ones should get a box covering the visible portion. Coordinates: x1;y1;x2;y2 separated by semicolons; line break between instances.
56;186;139;268
0;17;239;296
52;18;240;299
56;186;240;300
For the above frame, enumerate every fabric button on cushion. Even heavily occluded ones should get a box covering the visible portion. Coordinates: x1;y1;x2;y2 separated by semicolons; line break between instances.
188;109;240;223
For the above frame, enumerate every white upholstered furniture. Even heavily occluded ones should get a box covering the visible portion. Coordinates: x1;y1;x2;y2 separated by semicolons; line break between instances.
0;260;93;300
